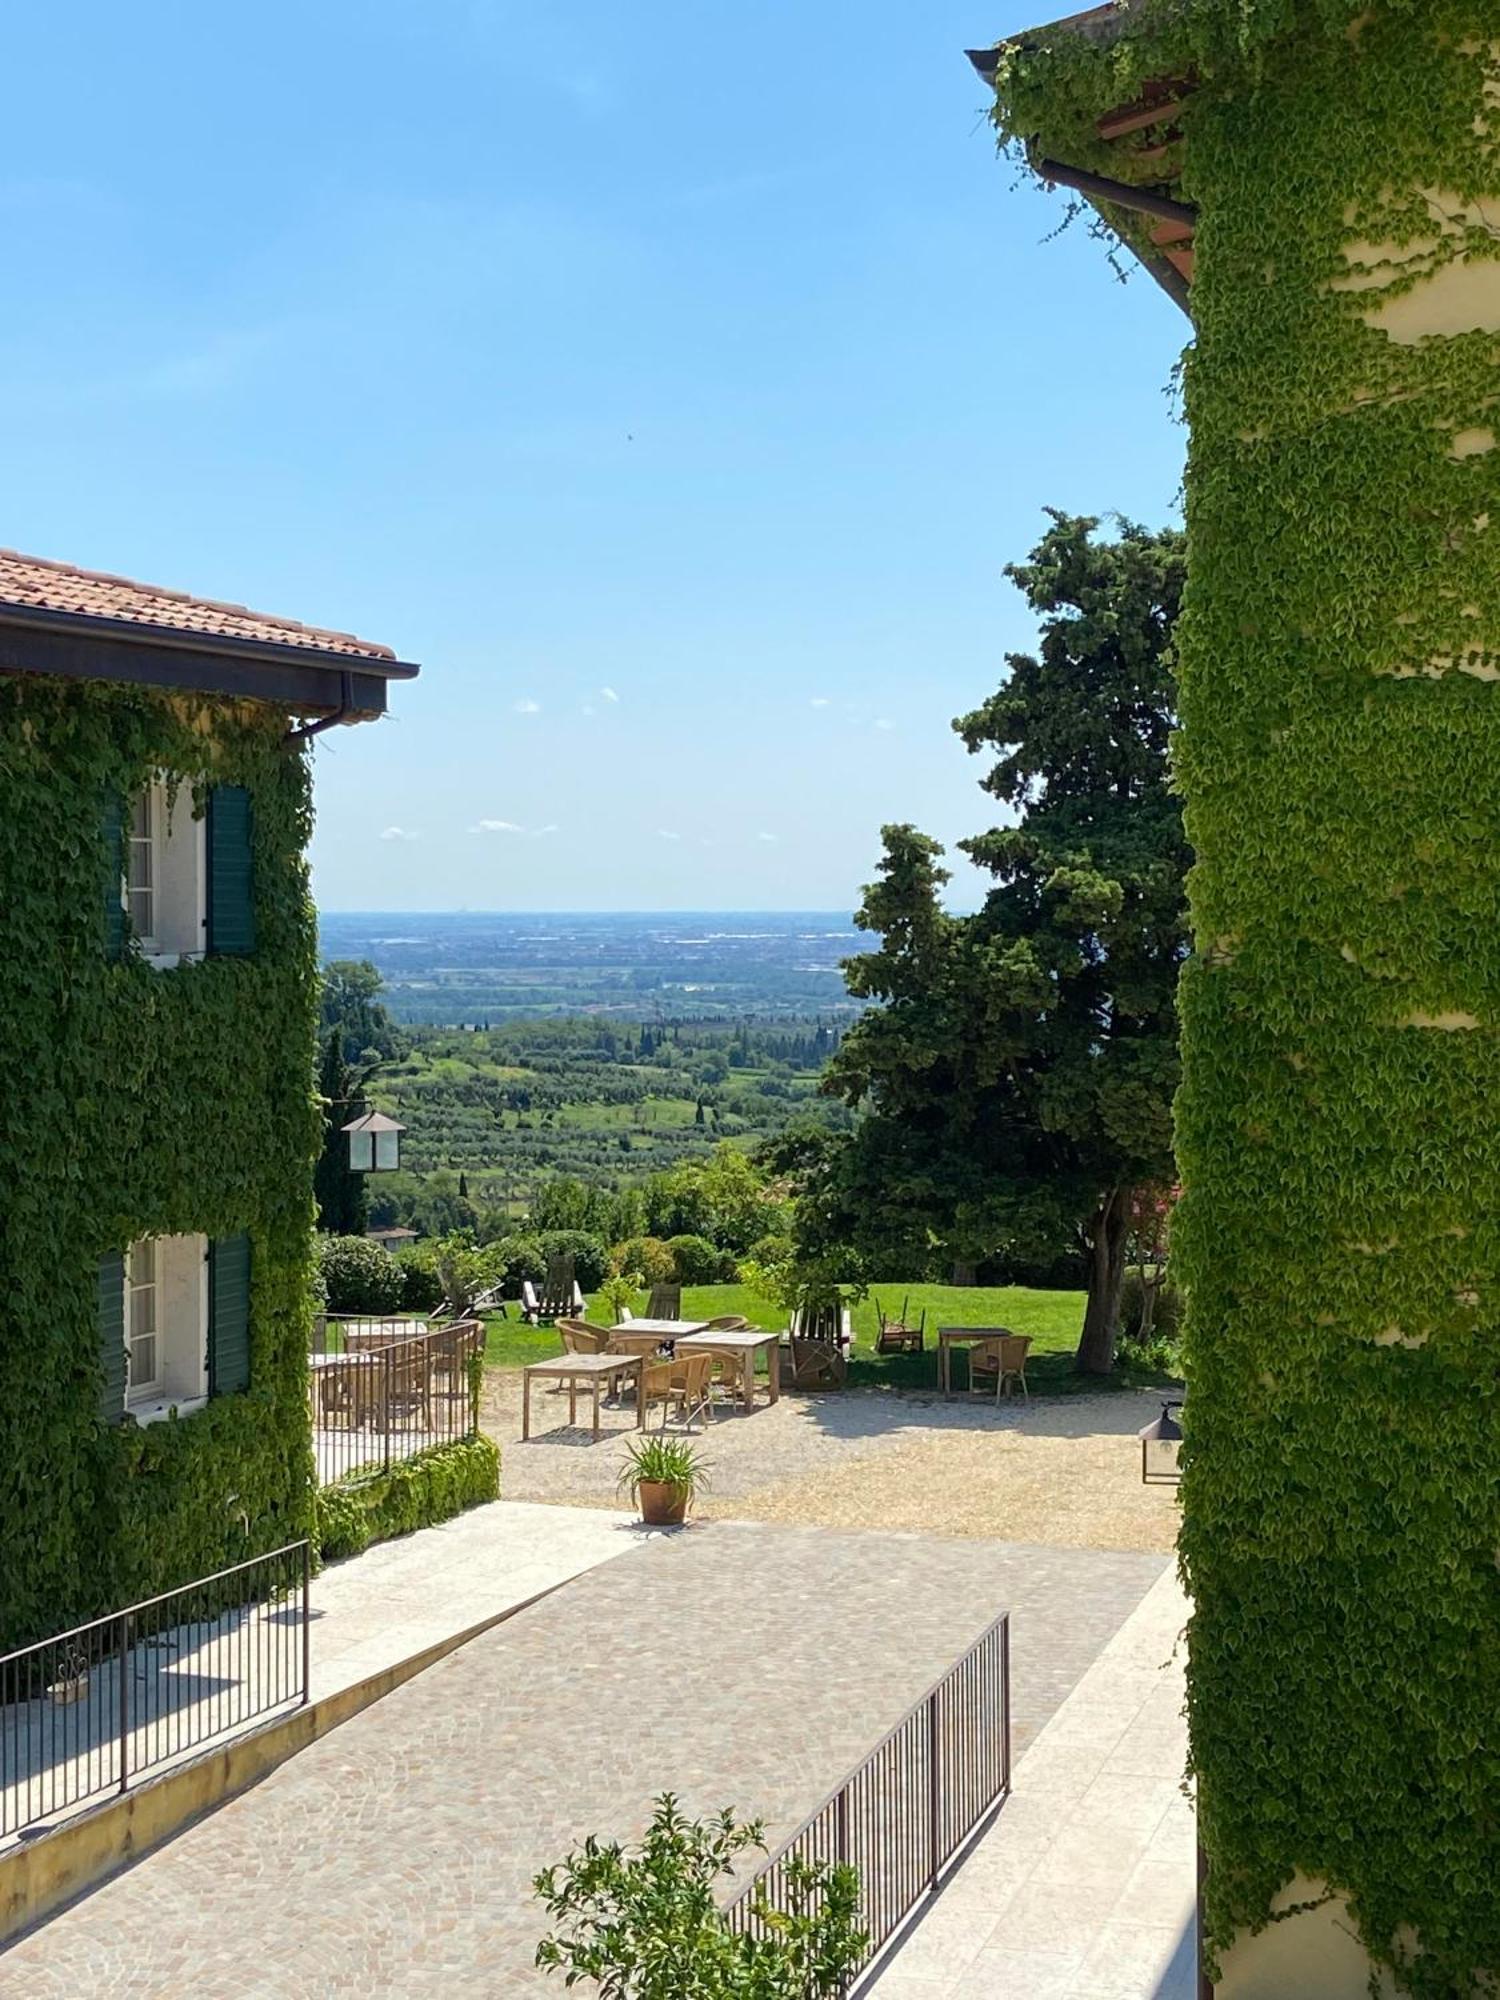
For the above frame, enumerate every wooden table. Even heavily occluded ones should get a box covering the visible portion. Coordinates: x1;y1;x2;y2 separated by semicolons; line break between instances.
937;1327;1011;1399
673;1329;782;1407
607;1320;709;1359
611;1319;709;1342
522;1353;644;1441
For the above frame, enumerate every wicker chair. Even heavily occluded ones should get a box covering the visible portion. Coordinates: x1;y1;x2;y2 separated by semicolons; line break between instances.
703;1315;750;1331
557;1320;609;1354
970;1333;1031;1400
640;1351;713;1432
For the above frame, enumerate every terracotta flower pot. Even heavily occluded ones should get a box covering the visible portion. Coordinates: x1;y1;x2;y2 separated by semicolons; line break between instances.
638;1479;690;1526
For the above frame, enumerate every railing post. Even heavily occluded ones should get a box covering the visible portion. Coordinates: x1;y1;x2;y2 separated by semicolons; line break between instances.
117;1611;130;1796
301;1541;311;1706
1001;1615;1012;1797
382;1348;392;1473
927;1688;940;1891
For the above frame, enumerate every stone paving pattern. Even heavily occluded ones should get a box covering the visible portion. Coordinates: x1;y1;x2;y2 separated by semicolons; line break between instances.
5;1522;1164;1997
488;1375;1180;1554
870;1568;1195;2000
1;1502;639;1855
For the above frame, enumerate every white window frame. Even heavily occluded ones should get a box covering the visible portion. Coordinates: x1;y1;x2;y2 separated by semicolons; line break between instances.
124;1234;210;1424
126;1240;161;1401
122;778;207;969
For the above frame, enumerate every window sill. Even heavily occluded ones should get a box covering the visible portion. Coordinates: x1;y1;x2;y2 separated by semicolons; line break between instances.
141;950;206;971
126;1395;209;1427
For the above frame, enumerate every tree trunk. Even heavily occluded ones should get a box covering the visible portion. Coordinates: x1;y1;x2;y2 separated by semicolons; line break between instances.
1074;1188;1130;1375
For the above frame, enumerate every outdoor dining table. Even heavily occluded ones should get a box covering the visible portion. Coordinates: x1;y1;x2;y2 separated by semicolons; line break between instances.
522;1352;644;1442
610;1318;710;1344
673;1328;782;1407
936;1327;1011;1399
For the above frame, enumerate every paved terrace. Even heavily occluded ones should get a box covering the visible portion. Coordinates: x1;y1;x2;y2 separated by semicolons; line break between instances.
5;1521;1166;1997
1;1503;638;1854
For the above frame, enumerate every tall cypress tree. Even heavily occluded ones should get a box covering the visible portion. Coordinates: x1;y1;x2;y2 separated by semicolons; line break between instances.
313;1028;368;1237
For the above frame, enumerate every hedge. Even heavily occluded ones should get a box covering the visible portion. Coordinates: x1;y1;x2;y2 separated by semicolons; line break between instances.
314;1435;500;1562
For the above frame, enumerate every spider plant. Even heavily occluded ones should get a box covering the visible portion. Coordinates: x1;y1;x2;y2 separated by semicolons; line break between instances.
616;1435;711;1502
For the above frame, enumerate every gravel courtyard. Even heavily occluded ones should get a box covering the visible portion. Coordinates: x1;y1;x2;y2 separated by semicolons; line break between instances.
483;1372;1180;1554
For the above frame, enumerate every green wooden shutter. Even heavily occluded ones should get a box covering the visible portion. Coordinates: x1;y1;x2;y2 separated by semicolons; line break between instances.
98;1252;126;1422
207;786;256;957
102;793;125;960
208;1233;252;1396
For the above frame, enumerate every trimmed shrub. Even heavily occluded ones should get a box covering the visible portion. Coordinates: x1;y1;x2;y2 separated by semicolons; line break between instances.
610;1235;676;1285
395;1244;445;1314
490;1234;546;1298
317;1234;406;1316
314;1436;500;1562
667;1234;738;1285
536;1229;609;1292
745;1232;794;1270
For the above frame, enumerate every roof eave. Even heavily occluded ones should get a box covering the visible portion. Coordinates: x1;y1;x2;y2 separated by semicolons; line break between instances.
0;603;419;721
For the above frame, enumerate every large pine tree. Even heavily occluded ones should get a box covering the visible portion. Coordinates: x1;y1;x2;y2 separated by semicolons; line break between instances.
809;511;1189;1373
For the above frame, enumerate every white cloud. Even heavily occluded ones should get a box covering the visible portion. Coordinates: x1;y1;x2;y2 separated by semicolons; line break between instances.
809;696;830;709
874;717;895;731
600;686;620;703
380;825;419;841
531;824;559;839
757;831;779;844
514;697;541;715
471;818;524;834
657;828;681;842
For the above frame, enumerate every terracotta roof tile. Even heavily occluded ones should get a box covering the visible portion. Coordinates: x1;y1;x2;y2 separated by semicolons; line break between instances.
0;549;397;661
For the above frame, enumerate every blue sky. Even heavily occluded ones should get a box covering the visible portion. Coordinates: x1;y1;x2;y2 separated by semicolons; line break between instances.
5;1;1186;913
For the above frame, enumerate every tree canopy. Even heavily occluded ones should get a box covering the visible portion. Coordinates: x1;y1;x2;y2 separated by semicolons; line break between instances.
797;511;1189;1371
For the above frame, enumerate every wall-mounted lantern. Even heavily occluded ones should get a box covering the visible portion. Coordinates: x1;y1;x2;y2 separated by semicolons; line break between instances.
341;1110;405;1173
1139;1399;1184;1485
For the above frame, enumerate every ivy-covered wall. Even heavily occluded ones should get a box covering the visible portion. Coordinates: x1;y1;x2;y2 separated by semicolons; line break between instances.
0;676;321;1649
992;4;1500;1993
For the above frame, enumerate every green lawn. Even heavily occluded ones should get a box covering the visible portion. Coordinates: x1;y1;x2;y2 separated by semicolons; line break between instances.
481;1282;1179;1395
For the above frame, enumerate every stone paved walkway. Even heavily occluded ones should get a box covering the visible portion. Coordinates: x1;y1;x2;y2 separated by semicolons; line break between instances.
869;1567;1195;2000
489;1377;1181;1554
5;1524;1165;1997
1;1502;639;1854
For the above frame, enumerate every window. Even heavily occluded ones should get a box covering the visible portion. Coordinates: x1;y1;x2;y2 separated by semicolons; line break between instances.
123;1234;209;1420
127;792;155;943
126;1240;160;1399
122;779;206;966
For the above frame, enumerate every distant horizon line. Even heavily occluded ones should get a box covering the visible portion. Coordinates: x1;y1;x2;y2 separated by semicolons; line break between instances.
317;906;865;918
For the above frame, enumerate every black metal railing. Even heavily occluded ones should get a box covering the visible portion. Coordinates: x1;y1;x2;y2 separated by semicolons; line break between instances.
0;1541;310;1843
310;1317;483;1488
727;1611;1010;1987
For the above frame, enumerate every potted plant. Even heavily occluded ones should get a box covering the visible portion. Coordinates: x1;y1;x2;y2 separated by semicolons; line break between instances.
47;1642;91;1706
617;1436;709;1527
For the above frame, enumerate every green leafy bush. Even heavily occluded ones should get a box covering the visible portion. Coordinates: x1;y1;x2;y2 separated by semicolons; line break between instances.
535;1794;867;1998
490;1233;547;1297
395;1244;445;1313
316;1234;406;1316
536;1229;609;1292
666;1234;737;1285
611;1235;676;1285
314;1436;499;1561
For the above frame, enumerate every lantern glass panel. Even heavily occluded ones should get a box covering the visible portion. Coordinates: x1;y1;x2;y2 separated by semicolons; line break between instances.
374;1127;400;1172
348;1128;375;1173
